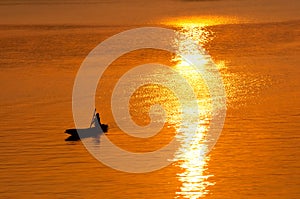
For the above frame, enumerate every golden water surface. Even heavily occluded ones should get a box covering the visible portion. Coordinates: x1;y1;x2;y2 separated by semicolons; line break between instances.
0;19;299;198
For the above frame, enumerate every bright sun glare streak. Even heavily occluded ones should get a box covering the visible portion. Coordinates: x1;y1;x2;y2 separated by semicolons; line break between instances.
161;16;240;28
168;19;223;199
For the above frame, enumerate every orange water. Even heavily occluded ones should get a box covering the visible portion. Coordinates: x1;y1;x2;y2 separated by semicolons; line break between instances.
0;21;299;198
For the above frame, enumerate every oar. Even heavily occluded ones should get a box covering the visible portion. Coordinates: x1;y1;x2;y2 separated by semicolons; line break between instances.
89;108;96;128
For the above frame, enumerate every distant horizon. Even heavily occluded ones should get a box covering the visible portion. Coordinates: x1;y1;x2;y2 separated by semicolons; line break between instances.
0;0;299;25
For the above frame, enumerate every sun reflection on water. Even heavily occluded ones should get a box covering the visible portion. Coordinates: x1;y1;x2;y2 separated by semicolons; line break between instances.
161;16;240;28
171;23;219;199
110;21;226;197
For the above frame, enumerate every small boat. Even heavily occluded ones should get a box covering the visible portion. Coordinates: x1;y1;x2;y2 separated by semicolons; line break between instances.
65;109;108;141
65;124;108;141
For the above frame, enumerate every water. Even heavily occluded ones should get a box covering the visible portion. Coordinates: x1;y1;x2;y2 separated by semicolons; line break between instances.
0;20;299;198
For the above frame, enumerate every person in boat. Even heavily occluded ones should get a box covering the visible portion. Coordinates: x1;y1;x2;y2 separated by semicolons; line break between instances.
91;112;101;128
96;113;101;125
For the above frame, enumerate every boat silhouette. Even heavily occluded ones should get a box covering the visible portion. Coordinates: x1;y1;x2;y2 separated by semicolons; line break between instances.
65;109;108;141
65;124;108;141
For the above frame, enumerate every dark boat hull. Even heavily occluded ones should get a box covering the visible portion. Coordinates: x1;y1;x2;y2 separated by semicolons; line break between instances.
65;124;108;141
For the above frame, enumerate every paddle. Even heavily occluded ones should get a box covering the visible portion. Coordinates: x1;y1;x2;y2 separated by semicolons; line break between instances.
89;108;96;128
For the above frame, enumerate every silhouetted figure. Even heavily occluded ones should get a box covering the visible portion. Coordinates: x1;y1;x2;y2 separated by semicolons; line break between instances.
64;110;108;141
91;112;101;128
96;113;101;125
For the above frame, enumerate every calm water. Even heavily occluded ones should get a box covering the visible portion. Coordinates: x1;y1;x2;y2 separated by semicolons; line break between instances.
0;21;300;198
